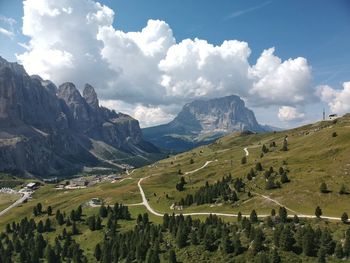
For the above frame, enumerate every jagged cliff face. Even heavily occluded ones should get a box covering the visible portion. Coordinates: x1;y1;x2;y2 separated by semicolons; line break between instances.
172;95;263;134
143;95;265;152
0;57;158;177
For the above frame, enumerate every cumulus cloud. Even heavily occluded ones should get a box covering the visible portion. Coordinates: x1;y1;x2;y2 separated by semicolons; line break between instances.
159;39;252;100
16;0;315;126
17;0;114;86
278;106;305;122
100;100;176;127
249;48;313;106
96;19;175;104
317;82;350;114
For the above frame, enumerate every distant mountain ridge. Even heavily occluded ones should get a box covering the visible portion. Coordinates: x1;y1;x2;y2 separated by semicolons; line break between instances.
143;95;271;152
0;56;160;177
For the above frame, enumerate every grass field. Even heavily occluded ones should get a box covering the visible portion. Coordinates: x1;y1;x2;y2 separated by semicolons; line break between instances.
0;193;20;211
1;115;350;262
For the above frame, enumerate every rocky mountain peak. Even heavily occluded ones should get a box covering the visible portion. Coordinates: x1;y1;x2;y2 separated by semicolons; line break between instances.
174;95;263;133
58;82;84;104
0;57;160;177
0;56;27;77
83;83;99;109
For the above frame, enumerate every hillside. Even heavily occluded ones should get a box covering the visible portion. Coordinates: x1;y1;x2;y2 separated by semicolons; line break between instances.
0;114;350;262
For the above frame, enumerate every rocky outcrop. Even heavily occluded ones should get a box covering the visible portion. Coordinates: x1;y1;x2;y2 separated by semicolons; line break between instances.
0;57;159;177
143;95;266;152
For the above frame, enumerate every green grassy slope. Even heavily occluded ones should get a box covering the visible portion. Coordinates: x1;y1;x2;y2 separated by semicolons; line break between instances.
0;115;350;262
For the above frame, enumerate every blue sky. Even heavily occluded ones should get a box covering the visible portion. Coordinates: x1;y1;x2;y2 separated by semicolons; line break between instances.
1;0;350;127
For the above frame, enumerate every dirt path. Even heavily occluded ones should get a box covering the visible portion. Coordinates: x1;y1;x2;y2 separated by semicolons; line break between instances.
0;191;31;217
244;147;249;156
184;160;217;175
135;152;343;221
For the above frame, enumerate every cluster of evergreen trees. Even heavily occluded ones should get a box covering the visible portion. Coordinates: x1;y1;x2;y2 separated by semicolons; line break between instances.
95;213;163;263
94;204;350;262
176;175;240;207
2;201;350;262
245;163;290;190
0;215;86;263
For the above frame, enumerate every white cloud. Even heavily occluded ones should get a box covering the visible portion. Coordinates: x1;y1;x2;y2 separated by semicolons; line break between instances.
16;0;315;127
249;48;313;106
100;100;176;127
0;15;16;39
278;106;305;122
159;38;252;100
317;82;350;114
17;0;115;88
0;27;14;38
96;19;175;104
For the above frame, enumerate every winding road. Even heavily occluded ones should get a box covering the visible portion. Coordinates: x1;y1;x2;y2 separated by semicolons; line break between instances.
0;191;31;217
133;145;343;221
244;147;249;156
184;160;217;175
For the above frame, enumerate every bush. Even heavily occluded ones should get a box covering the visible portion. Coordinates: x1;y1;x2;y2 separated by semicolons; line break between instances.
332;132;337;137
320;182;328;193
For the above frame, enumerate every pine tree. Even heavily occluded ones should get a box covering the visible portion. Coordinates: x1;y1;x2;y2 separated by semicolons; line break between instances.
96;216;102;230
317;247;326;263
241;156;247;164
168;249;177;263
255;162;263;171
270;248;281;263
190;231;199;245
281;172;290;183
271;208;276;217
279;207;288;223
36;203;43;214
262;144;269;153
33;206;39;217
44;218;51;232
88;215;96;231
176;227;187;248
45;245;56;263
37;220;44;233
341;212;349;224
204;228;215;251
279;225;295;251
334;242;343;259
99;205;108;218
47;206;52;216
343;229;350;257
250;210;258;223
315;206;322;218
221;231;233;253
237;211;242;222
252;228;264;254
302;226;316;256
72;222;78;235
320;228;335;255
94;244;102;261
57;213;65;225
320;183;328;193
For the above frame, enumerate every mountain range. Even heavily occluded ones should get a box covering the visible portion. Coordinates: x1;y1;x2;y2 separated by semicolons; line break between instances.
0;57;160;177
143;95;274;152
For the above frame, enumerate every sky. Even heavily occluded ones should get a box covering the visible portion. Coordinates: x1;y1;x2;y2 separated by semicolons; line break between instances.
0;0;350;128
